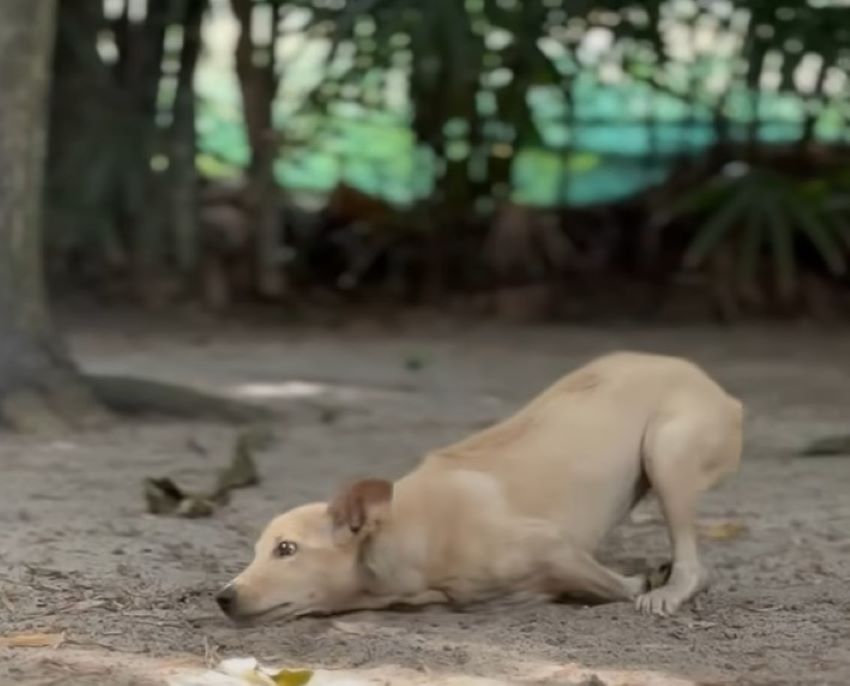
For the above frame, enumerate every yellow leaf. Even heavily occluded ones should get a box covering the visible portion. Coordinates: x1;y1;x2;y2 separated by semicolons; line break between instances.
698;520;747;540
271;669;313;686
0;631;65;648
242;670;274;686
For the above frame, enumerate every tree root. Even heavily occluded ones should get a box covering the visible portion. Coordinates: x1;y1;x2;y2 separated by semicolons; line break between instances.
0;389;72;434
84;373;274;424
0;373;273;433
43;373;114;429
799;434;850;457
0;368;112;434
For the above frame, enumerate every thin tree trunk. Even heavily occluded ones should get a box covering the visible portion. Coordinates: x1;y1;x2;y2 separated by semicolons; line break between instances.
798;53;829;158
230;0;286;299
47;0;118;282
122;0;169;297
171;0;206;276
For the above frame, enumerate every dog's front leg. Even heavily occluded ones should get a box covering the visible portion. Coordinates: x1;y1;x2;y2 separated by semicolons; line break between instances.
344;589;450;614
543;544;646;603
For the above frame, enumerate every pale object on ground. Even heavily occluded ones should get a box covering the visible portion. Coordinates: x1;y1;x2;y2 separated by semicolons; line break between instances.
168;657;366;686
166;657;702;686
167;657;522;686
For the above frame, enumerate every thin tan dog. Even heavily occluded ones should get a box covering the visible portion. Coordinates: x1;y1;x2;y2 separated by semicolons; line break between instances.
217;352;743;623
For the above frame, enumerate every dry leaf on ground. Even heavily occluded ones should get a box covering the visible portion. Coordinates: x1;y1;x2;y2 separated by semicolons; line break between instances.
0;631;66;648
145;428;265;518
219;658;313;686
271;669;313;686
698;520;748;540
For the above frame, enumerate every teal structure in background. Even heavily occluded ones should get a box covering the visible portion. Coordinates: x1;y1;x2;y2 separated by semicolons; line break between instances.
195;69;846;209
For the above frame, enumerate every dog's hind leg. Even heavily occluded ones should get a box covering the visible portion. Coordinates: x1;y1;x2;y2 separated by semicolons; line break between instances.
636;400;742;616
544;544;647;603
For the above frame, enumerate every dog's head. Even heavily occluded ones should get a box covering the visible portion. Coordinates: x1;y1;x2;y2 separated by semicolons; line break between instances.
216;478;393;623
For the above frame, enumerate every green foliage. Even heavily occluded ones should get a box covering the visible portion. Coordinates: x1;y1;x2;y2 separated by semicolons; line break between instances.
200;0;850;213
673;165;850;302
45;0;850;309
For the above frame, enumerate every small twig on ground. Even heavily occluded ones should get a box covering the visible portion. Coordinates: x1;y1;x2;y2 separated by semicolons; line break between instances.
203;635;220;668
0;590;15;614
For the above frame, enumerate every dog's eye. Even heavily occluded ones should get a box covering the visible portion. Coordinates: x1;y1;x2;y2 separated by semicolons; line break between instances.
274;540;298;558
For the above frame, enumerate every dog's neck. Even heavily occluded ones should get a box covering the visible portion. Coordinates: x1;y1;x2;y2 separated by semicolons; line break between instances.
354;459;562;607
356;465;451;599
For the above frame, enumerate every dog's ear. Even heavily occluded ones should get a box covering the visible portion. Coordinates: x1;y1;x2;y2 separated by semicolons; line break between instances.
327;478;393;543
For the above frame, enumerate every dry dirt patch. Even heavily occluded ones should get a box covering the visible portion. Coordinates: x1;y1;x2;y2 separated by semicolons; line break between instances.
1;320;849;685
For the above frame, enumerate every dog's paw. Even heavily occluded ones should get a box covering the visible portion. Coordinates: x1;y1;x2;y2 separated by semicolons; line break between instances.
624;574;649;599
635;587;684;616
636;565;710;616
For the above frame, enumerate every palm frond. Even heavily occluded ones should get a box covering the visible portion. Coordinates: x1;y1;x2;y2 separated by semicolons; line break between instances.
765;197;797;302
787;199;847;276
683;186;750;268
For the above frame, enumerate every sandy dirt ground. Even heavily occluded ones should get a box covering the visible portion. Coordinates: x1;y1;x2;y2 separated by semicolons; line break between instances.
1;314;849;685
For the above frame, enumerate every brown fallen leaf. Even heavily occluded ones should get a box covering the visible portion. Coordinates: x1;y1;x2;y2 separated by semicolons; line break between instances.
143;477;216;519
698;520;748;540
0;631;65;648
143;477;185;515
213;432;261;498
175;496;217;518
688;620;718;630
144;429;265;518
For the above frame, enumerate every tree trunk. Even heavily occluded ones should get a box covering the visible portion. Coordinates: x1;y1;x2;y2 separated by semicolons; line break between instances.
0;0;106;432
124;0;170;298
230;0;286;299
46;0;119;283
171;0;206;277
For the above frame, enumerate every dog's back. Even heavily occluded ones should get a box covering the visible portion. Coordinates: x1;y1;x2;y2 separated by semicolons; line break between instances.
422;352;742;549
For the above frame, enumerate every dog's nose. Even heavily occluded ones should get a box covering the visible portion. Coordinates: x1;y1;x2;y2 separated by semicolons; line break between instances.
216;585;237;615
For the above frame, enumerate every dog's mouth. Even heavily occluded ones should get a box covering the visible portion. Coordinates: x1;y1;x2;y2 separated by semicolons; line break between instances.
228;601;298;625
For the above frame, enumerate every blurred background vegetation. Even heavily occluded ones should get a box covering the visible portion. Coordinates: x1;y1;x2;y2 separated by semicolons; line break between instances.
46;0;850;321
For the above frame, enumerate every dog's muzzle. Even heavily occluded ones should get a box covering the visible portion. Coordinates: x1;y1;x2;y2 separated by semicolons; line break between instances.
215;583;237;616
